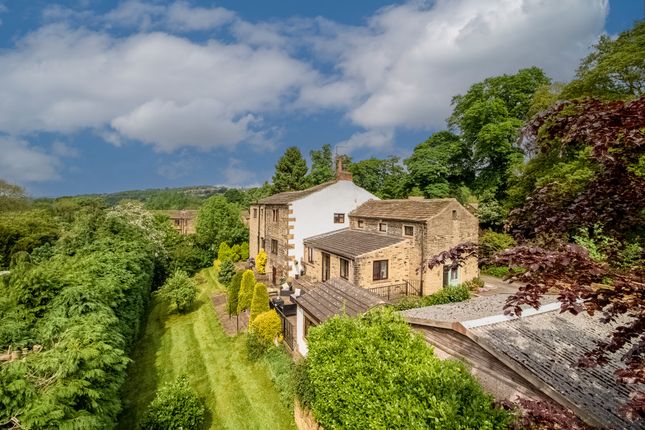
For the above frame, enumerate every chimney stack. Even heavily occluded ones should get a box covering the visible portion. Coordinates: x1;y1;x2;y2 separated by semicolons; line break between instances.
336;155;352;181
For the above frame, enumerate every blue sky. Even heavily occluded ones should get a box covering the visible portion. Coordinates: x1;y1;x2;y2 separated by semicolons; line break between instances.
0;0;642;197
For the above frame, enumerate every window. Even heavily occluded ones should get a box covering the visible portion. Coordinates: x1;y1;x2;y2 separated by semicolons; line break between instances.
404;225;414;236
253;208;257;218
307;246;314;263
357;219;364;229
340;258;349;280
378;222;387;232
272;209;279;222
304;316;314;339
373;260;388;281
452;209;458;220
174;219;181;226
271;239;278;254
333;213;345;223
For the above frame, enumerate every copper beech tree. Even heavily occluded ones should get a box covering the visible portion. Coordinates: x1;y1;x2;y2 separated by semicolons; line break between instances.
428;95;645;421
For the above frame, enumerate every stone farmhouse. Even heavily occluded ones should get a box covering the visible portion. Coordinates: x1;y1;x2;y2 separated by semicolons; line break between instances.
302;198;479;297
157;210;198;235
248;166;377;284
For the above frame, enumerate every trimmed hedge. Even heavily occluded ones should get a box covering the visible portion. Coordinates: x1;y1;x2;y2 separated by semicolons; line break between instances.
297;308;510;429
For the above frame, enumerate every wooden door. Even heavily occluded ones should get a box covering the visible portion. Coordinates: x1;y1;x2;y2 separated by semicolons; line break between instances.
272;266;277;285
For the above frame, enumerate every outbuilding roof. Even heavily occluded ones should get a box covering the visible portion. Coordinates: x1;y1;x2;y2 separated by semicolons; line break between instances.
350;198;456;221
293;278;386;324
256;180;338;205
304;228;407;259
403;298;640;430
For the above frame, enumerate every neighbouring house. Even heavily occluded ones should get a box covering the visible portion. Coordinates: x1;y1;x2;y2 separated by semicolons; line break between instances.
249;162;377;284
291;277;386;357
402;296;641;430
302;197;478;298
157;210;198;235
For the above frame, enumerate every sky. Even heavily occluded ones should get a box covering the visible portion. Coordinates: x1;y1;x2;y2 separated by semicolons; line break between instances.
0;0;642;197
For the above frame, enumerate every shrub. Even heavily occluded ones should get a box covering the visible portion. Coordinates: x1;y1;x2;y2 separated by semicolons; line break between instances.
230;244;242;262
217;242;232;261
240;242;250;261
481;265;525;278
479;230;516;260
218;259;236;285
394;284;470;311
302;308;510;429
139;376;205;430
249;309;281;344
155;270;197;313
246;332;269;360
250;282;270;322
227;271;243;316
462;277;485;291
237;269;255;314
255;249;267;274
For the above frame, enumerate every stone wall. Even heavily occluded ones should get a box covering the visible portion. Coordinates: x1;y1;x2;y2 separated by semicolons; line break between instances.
249;203;291;283
353;240;417;289
294;401;324;430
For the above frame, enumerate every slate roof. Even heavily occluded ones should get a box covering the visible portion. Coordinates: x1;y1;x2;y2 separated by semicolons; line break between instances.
304;228;407;259
349;198;456;221
293;278;386;324
403;298;641;429
256;180;338;205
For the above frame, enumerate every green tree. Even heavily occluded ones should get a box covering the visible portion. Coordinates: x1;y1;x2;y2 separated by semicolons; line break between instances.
405;131;470;198
272;146;308;193
562;20;645;99
227;271;243;316
348;156;409;199
196;196;247;257
0;179;29;212
307;144;335;186
449;67;550;200
250;282;270;322
218;259;236;286
240;242;249;261
230;244;242;262
139;376;205;430
155;270;197;313
237;269;255;314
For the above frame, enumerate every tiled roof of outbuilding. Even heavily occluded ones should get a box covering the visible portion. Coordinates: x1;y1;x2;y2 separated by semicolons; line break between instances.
256;180;338;204
304;228;407;258
350;198;456;221
293;278;386;324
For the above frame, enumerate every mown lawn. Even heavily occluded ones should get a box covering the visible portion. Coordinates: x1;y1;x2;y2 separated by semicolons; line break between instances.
118;267;296;429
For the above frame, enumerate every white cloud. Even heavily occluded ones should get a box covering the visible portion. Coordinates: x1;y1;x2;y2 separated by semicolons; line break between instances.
51;141;79;158
336;129;395;153
302;0;608;131
0;137;60;182
0;23;316;151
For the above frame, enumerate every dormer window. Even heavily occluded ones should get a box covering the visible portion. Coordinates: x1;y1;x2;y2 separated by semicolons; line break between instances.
334;213;345;223
378;222;387;232
404;225;414;236
357;220;364;229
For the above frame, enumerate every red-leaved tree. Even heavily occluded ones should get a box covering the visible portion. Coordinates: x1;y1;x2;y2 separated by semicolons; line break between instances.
429;95;645;421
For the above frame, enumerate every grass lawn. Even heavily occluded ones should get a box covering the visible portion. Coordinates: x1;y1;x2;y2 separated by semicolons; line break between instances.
118;267;296;429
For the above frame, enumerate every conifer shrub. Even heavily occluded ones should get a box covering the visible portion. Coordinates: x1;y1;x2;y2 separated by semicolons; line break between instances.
298;308;510;429
250;309;281;343
255;249;267;274
237;269;255;314
227;271;243;316
218;258;236;285
230;244;242;262
240;242;250;260
250;282;270;322
139;376;205;430
217;241;232;261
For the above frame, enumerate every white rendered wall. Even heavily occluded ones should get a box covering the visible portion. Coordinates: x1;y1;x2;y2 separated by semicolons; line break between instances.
296;306;308;356
289;180;377;277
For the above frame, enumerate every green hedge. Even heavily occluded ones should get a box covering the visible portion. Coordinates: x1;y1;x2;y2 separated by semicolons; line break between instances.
0;204;163;428
394;284;470;311
297;308;510;429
